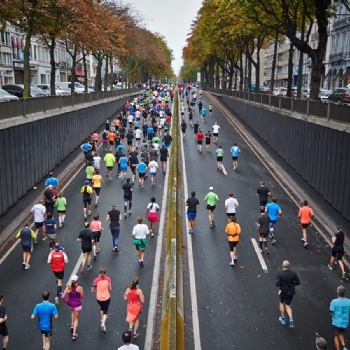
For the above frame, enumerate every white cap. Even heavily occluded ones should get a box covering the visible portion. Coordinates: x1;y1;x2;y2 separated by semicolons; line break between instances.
71;275;78;282
209;186;213;191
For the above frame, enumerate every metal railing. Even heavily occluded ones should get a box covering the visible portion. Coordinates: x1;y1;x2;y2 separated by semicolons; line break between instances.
0;88;139;120
206;88;350;124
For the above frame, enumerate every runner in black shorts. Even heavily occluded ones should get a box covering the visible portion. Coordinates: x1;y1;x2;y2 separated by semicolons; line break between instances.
122;178;133;218
205;130;211;151
328;225;346;279
0;295;9;350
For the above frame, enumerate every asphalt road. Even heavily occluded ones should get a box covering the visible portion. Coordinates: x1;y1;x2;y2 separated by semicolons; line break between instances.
0;92;348;350
181;92;347;349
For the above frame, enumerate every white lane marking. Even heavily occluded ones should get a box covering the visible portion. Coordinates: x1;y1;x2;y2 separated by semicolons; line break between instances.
67;253;83;283
221;164;227;176
144;103;173;350
180;103;202;350
251;238;268;273
0;160;86;266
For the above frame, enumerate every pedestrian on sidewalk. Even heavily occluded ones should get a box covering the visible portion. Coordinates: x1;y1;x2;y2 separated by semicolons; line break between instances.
77;222;94;274
31;291;58;350
146;197;160;237
276;260;300;329
256;181;271;207
0;295;9;350
118;331;139;350
47;242;68;305
266;197;282;245
225;217;241;266
55;192;67;227
106;204;122;252
15;223;36;270
80;180;93;221
91;266;111;334
257;206;270;255
204;187;219;228
298;200;314;249
31;199;46;244
185;191;200;234
91;214;103;259
123;277;145;340
330;285;350;350
61;275;84;341
43;213;57;251
328;225;347;280
216;145;224;171
224;193;239;223
132;217;150;268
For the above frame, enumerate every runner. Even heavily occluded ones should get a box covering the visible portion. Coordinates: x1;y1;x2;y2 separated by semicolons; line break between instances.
44;172;59;189
91;267;112;334
43;213;57;251
132;217;150;267
193;121;200;139
80;180;93;220
92;170;103;207
122;178;133;218
148;158;159;187
212;121;220;144
256;181;271;207
106;204;122;252
230;142;241;170
159;144;169;174
257;206;270;254
85;162;95;183
204;187;219;228
137;158;147;188
119;153;128;181
201;106;207;122
126;129;134;152
198;100;203;115
93;152;102;171
180;105;185;119
91;214;103;259
147;125;154;145
146;197;160;237
107;131;116;152
185;191;200;234
196;129;204;152
31;291;58;350
208;103;213;117
47;242;68;306
135;128;142;149
205;130;211;151
123;277;145;339
149;145;159;162
15;223;36;270
80;140;92;154
265;197;282;245
188;108;193;127
77;222;94;274
216;145;224;171
43;185;56;216
61;275;84;341
0;295;8;350
328;225;346;280
55;192;67;227
224;193;239;223
118;332;140;350
298;200;314;249
225;217;242;266
330;285;350;350
162;131;172;149
180;120;187;139
276;260;300;329
104;150;116;180
102;130;108;151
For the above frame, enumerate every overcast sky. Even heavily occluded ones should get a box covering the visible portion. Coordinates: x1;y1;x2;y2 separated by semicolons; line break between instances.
126;0;202;76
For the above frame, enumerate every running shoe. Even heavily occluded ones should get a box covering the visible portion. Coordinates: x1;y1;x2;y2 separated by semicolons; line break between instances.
42;236;47;241
129;210;132;215
54;297;59;306
25;264;30;270
94;255;97;260
271;239;277;245
88;211;92;216
95;202;98;207
59;223;62;228
72;333;78;340
100;323;107;333
259;248;263;253
140;261;144;268
114;246;118;252
230;261;234;266
278;316;286;325
96;249;100;254
22;262;25;269
342;272;346;280
328;264;334;270
152;182;155;187
209;224;213;228
70;325;73;333
124;213;127;218
133;333;139;339
233;256;238;260
105;171;108;178
301;238;305;242
266;248;270;255
151;232;154;237
289;319;295;329
303;242;308;249
87;265;92;271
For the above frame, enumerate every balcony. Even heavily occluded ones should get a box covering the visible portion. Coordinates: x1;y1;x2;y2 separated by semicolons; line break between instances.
333;18;350;30
329;52;346;62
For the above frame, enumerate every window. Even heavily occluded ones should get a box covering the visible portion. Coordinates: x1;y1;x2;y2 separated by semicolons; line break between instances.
33;45;37;60
1;32;10;45
1;53;11;66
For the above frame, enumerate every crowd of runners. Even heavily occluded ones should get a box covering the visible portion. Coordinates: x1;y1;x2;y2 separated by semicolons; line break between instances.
0;82;349;350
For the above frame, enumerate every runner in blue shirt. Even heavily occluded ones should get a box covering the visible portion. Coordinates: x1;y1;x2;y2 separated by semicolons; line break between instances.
137;159;148;188
230;142;241;170
45;172;59;189
80;140;92;154
116;143;125;154
201;107;207;122
147;126;154;145
119;154;128;181
31;291;58;350
265;197;282;245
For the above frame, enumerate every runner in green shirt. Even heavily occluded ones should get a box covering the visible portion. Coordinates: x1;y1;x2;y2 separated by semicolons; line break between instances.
104;151;116;179
208;103;213;117
204;187;219;228
216;145;224;171
85;165;94;181
55;192;67;227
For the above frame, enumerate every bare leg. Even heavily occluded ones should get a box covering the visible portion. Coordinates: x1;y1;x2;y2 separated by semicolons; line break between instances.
279;302;285;318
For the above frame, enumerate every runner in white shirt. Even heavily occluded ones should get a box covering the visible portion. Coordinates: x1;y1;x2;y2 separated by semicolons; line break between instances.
118;331;140;350
146;197;160;237
132;217;150;267
127;114;134;127
135;110;141;120
225;193;239;223
212;122;221;144
148;160;158;187
93;153;101;170
31;199;47;242
134;129;142;148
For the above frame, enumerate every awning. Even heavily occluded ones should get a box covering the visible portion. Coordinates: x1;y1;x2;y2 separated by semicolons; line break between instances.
75;68;84;76
77;76;85;82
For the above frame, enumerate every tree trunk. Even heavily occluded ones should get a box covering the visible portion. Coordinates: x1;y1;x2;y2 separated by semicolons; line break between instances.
104;55;108;91
239;55;244;90
49;37;56;96
270;29;279;92
234;69;238;90
109;54;114;88
23;24;34;98
255;47;260;92
82;49;88;93
95;52;102;91
287;44;294;97
215;63;219;89
71;52;76;94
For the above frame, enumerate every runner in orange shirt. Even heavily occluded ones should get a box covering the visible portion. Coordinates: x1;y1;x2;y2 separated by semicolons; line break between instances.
225;217;241;266
107;131;116;151
298;200;314;249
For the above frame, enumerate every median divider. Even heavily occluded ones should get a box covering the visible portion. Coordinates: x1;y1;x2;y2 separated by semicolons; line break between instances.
160;91;185;350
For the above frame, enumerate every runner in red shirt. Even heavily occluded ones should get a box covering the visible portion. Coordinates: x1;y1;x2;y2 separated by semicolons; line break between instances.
196;129;204;153
298;200;314;249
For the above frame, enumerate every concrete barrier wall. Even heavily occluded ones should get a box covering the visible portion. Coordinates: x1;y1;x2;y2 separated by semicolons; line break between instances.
0;95;134;217
215;94;350;221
